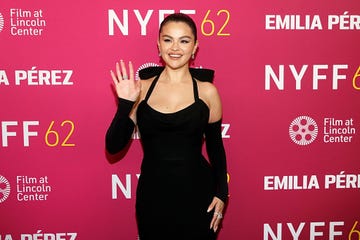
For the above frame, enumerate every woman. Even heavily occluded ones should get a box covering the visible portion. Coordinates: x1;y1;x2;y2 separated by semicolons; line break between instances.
106;13;228;240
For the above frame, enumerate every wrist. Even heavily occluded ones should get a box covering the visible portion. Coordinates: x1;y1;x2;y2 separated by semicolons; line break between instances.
117;98;135;116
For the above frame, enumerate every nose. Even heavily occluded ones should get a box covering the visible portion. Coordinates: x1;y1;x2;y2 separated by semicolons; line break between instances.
171;41;179;51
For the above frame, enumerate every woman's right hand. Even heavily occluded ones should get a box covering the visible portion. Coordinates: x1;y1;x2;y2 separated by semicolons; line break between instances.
110;60;141;101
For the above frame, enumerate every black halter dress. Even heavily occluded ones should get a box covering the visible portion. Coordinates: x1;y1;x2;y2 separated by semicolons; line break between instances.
136;74;217;240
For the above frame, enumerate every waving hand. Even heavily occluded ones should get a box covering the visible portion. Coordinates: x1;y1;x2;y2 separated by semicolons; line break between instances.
110;60;141;101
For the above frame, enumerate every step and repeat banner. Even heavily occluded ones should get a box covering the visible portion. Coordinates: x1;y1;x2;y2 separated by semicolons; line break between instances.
1;0;360;239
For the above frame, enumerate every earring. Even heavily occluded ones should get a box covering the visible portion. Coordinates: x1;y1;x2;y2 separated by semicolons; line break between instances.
159;52;162;57
191;53;195;60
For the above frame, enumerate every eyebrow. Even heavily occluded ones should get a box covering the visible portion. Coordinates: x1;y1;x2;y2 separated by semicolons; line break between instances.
161;34;193;39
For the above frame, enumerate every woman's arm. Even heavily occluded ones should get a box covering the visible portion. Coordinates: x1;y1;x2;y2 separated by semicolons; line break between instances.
202;82;229;232
105;60;141;154
105;98;136;154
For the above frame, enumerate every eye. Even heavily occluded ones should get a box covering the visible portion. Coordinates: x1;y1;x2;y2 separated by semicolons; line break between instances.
163;38;171;43
181;40;190;44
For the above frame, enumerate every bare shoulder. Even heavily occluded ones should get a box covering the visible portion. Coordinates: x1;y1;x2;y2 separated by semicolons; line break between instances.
196;80;222;122
197;81;221;103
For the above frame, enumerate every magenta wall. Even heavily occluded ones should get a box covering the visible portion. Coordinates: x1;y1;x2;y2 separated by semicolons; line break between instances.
1;0;360;239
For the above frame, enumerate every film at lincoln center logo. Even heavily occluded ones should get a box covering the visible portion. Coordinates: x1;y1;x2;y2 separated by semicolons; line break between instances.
0;175;11;203
289;116;318;145
0;12;5;32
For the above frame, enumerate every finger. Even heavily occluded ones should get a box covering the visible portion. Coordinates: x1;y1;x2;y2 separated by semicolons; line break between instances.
213;218;221;232
110;70;118;85
210;214;217;230
211;212;223;232
116;62;122;80
207;200;216;213
209;199;224;230
120;60;128;79
129;61;134;80
208;198;217;229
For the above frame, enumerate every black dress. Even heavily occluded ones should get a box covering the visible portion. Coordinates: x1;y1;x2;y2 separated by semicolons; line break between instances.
136;74;219;240
105;67;228;240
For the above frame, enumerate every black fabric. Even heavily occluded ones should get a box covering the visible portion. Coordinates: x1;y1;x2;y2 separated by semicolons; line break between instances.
135;73;227;239
139;66;215;82
205;119;229;203
105;98;135;154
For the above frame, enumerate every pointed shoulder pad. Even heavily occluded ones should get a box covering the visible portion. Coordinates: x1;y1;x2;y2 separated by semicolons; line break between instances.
139;66;214;82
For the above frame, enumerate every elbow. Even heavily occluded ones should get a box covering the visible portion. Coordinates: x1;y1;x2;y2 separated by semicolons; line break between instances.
106;146;120;155
105;140;129;164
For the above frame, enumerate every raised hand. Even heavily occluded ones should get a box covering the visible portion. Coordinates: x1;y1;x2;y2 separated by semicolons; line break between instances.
110;60;141;101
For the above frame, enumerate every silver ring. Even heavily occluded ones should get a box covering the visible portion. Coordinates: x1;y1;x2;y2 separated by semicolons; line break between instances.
122;75;128;80
215;212;223;219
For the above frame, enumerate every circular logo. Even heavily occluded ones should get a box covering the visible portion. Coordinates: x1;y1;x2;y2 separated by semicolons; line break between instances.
289;116;318;145
0;13;4;32
0;175;11;203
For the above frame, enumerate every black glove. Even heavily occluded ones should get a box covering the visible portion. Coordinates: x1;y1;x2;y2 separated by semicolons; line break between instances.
205;119;229;202
105;98;135;154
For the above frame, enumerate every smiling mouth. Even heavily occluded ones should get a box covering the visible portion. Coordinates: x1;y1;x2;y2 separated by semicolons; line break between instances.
168;54;182;59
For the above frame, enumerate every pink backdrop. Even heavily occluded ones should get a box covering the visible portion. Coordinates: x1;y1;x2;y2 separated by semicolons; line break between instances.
1;0;360;239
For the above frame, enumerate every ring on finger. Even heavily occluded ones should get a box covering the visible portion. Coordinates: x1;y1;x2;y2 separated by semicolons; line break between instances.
214;212;223;219
122;75;128;80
